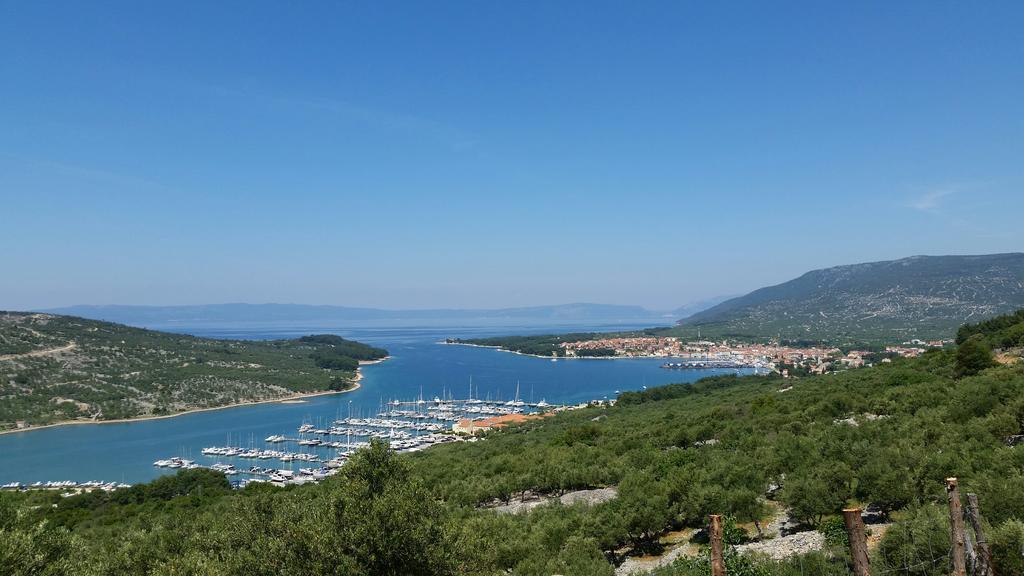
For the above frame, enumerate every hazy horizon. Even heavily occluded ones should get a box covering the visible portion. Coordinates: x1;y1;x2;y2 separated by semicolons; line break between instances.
4;2;1022;311
8;251;1024;312
20;252;1022;313
21;298;709;314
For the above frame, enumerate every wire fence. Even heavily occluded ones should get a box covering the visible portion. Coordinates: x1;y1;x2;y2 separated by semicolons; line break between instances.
699;477;997;576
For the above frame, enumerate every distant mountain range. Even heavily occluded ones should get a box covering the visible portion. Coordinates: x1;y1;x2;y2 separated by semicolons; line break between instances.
43;302;686;327
671;295;736;320
678;253;1024;342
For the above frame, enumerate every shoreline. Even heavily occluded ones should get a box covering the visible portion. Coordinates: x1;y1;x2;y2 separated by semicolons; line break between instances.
441;342;768;370
0;358;389;437
441;341;679;361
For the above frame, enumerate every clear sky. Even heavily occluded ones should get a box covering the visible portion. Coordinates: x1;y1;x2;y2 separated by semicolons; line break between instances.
2;1;1022;311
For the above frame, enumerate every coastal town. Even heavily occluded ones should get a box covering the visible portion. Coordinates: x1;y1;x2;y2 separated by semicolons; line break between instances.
558;335;951;376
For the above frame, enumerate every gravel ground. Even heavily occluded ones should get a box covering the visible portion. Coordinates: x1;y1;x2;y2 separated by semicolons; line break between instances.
735;530;826;560
616;541;697;576
487;487;618;514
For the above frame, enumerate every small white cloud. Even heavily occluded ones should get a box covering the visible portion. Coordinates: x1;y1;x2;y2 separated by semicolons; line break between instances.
909;188;955;212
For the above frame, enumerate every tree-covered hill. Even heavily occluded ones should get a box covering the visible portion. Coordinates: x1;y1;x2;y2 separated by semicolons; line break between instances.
4;311;1024;575
675;253;1024;344
0;312;386;429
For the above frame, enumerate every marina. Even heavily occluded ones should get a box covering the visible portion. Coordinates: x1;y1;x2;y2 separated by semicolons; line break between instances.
149;394;572;487
0;480;131;492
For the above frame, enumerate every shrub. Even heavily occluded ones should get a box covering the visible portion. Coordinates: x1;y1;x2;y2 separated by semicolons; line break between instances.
990;519;1024;575
818;515;848;549
955;335;996;378
874;505;949;576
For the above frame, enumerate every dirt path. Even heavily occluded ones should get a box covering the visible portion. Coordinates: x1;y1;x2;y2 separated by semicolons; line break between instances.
615;529;698;575
0;342;77;362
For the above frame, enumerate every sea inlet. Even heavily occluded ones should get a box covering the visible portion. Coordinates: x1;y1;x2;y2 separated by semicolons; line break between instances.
0;322;752;485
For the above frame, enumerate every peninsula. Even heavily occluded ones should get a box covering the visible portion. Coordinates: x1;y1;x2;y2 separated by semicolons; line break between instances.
0;312;387;431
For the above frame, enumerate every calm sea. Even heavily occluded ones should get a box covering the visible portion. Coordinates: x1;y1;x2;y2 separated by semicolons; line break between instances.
0;321;748;484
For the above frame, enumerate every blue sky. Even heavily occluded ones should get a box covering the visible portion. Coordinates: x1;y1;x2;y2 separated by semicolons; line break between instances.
2;1;1022;310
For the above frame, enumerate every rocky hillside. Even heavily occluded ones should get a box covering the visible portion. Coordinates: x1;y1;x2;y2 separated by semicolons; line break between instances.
0;312;386;430
678;253;1024;343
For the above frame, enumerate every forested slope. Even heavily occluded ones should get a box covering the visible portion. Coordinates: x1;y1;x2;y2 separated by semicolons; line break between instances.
0;313;386;429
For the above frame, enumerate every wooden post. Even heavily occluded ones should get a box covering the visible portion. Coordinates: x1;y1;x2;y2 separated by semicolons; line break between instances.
946;478;967;576
709;514;726;576
966;493;994;576
843;508;871;576
964;524;978;575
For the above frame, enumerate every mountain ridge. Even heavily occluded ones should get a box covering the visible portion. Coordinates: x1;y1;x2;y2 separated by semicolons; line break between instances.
678;252;1024;342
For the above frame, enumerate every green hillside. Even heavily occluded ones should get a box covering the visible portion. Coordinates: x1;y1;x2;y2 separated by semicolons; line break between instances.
675;253;1024;344
4;311;1024;575
0;312;386;429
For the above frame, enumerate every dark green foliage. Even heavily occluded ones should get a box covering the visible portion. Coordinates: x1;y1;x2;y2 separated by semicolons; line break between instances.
309;350;359;371
33;469;233;531
817;515;848;549
780;468;850;527
618;374;761;405
955;334;996;378
989;519;1024;575
303;334;386;371
143;467;233;500
874;505;950;576
721;515;749;545
296;335;387;360
956;308;1024;344
331;441;455;576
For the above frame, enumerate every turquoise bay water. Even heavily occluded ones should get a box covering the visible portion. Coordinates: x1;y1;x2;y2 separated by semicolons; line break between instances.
0;322;749;484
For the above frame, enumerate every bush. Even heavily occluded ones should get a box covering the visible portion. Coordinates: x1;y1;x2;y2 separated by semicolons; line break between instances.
874;505;949;576
818;515;848;549
955;335;996;378
990;519;1024;575
722;515;750;545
